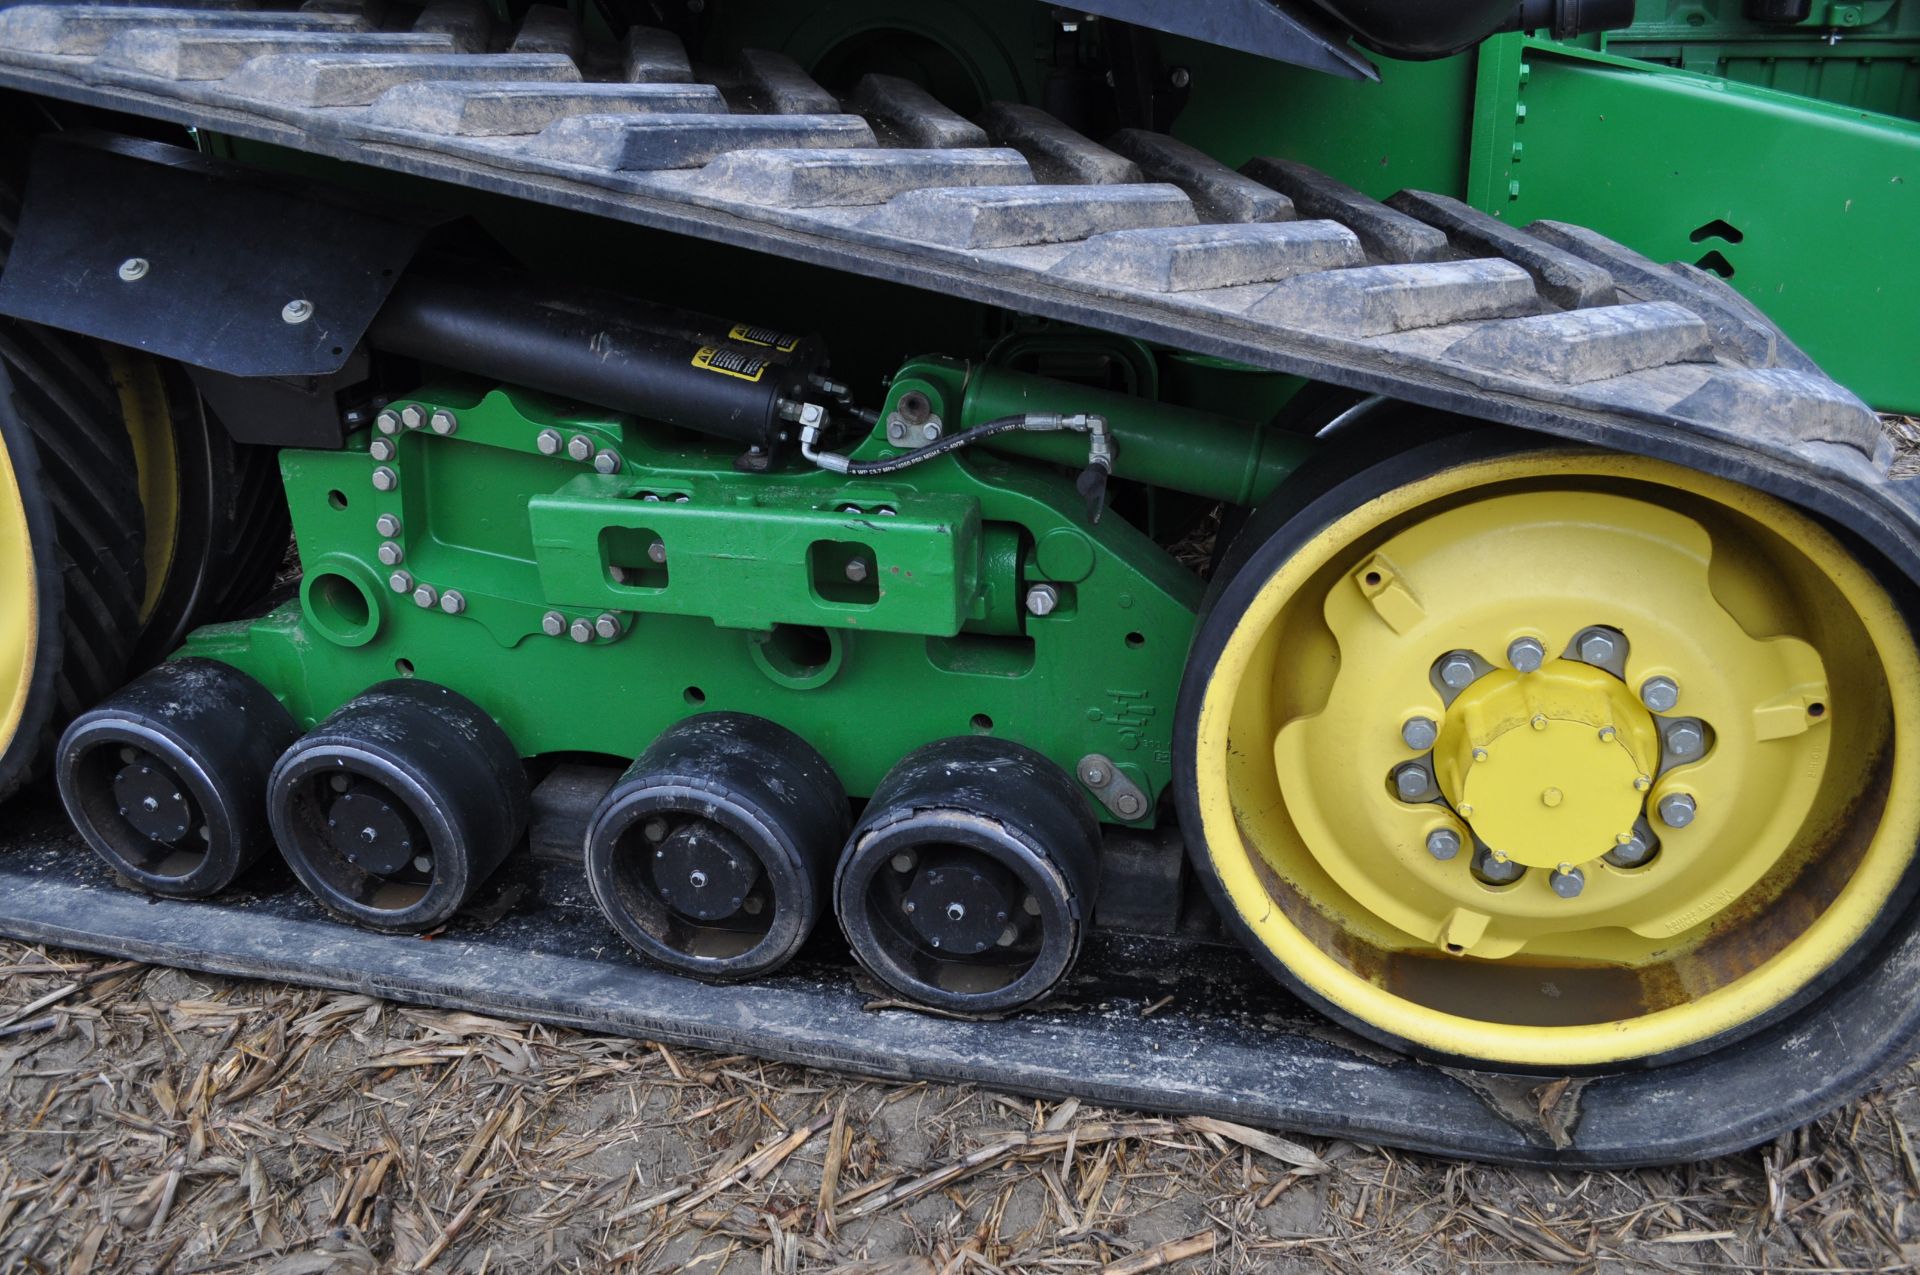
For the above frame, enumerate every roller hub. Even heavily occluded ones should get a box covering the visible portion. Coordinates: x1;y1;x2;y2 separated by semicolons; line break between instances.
901;858;1019;955
652;819;762;922
324;788;420;877
112;754;197;844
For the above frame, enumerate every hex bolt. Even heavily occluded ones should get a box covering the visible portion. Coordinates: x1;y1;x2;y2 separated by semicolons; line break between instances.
429;409;458;436
375;513;402;538
281;299;314;325
541;610;566;637
1437;652;1478;690
376;541;404;567
1473;844;1526;885
1663;719;1706;760
1114;792;1144;818
1577;629;1618;665
1507;636;1545;673
440;590;466;616
370;466;397;492
1081;763;1109;788
844;558;870;584
1549;865;1586;898
1640;676;1680;713
594;613;620;640
1426;828;1462;861
1606;830;1657;868
399;405;426;431
886;419;907;443
1025;583;1060;617
569;618;594;643
1169;65;1191;87
388;570;414;594
1394;764;1432;802
117;257;150;282
566;435;594;462
1657;792;1698;828
412;584;438;609
536;429;562;455
369;437;395;462
643;818;670;843
412;855;433;874
375;410;402;436
921;421;941;441
646;541;667;565
593;449;623;475
1401;716;1438;750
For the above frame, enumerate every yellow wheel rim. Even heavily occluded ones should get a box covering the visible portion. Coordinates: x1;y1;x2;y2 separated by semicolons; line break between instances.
102;346;179;625
1192;448;1920;1068
0;429;36;756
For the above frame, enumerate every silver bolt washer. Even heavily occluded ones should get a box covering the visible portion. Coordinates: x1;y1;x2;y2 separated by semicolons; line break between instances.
369;438;395;462
429;409;458;436
1025;583;1059;617
1401;716;1438;750
1549;866;1586;899
844;558;870;583
440;590;466;615
370;466;397;492
1640;676;1681;713
388;570;414;594
376;541;404;567
536;429;562;455
541;610;566;637
1507;636;1546;673
375;410;402;436
412;584;437;609
1578;629;1619;665
1425;828;1462;861
593;449;623;475
399;405;426;431
1657;792;1698;828
1438;653;1477;690
594;613;620;639
375;513;402;538
1395;765;1432;801
566;435;594;462
281;299;313;325
117;257;150;282
569;618;594;643
646;541;667;565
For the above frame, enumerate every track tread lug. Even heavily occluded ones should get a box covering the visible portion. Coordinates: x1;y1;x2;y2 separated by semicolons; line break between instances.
90;28;450;82
1107;128;1294;224
528;111;877;172
622;24;691;84
366;80;724;136
221;50;581;108
980;101;1141;185
1050;219;1362;293
692;146;1030;208
736;47;839;115
0;3;364;57
1444;300;1711;384
1387;188;1617;309
860;182;1196;249
852;72;987;149
1252;258;1536;335
1240;155;1449;263
411;0;491;55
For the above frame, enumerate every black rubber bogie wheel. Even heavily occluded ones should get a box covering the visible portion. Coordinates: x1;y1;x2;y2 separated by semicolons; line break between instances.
585;713;850;981
835;737;1101;1014
268;680;529;932
56;657;298;896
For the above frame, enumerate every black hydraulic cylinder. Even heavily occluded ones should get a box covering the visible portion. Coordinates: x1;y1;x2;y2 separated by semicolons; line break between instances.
369;267;826;451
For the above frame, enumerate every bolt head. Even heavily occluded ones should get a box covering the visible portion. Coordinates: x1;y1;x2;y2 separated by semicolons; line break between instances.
1114;792;1143;818
1657;792;1697;828
1506;636;1545;673
412;584;437;609
412;856;433;874
1663;720;1705;760
1578;630;1618;665
593;449;623;475
1425;828;1461;861
844;558;870;583
569;618;594;643
369;437;395;462
1169;65;1191;88
370;466;397;492
1401;716;1438;750
440;590;466;615
388;570;413;594
1082;766;1108;788
646;541;667;565
1606;832;1656;868
1438;653;1477;690
399;405;426;430
117;257;150;282
886;419;907;443
536;429;562;455
281;298;313;325
566;435;594;462
1549;866;1586;898
1640;676;1680;713
429;409;458;436
375;514;402;538
921;422;940;441
541;611;566;637
376;541;404;567
1394;764;1431;801
594;613;619;639
1025;583;1059;617
375;410;401;436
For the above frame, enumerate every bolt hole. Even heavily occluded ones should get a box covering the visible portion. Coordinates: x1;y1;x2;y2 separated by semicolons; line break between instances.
684;686;706;706
1808;701;1827;718
1445;943;1464;954
327;489;348;511
330;346;344;357
970;713;994;733
394;658;414;677
1363;571;1382;588
1125;632;1145;649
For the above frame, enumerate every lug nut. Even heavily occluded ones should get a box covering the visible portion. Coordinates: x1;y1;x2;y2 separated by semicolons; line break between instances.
1640;676;1680;713
594;613;620;639
566;435;594;462
371;466;397;492
376;541;404;566
541;610;566;637
375;513;402;538
1605;829;1657;868
412;584;438;609
429;409;458;436
536;428;562;455
569;618;594;643
1472;843;1526;885
1437;652;1478;690
399;405;426;431
593;449;623;475
1577;629;1619;666
1394;764;1432;802
844;558;870;583
388;570;414;594
1425;828;1461;861
1506;636;1545;673
1548;865;1585;898
1663;719;1706;760
1025;583;1059;617
440;590;466;615
1657;792;1697;828
369;437;395;462
375;410;402;436
1401;716;1438;750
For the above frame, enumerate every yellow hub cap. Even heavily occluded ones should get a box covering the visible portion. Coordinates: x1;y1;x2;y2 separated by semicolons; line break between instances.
1196;449;1920;1067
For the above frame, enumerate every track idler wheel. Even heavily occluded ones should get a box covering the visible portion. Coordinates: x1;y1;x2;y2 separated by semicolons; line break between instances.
268;680;528;932
835;738;1101;1014
54;658;298;897
585;713;849;980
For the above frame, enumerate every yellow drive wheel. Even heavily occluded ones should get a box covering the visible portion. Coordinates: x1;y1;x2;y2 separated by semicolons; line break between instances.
1176;430;1920;1071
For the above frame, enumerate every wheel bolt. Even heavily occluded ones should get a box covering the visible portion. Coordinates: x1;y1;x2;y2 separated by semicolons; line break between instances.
1506;636;1545;673
1663;719;1706;760
1394;764;1432;802
1437;652;1477;690
1425;828;1461;861
1657;792;1697;828
1578;629;1619;665
1548;864;1585;898
1605;829;1657;868
1472;843;1525;885
1640;676;1680;712
1401;716;1438;750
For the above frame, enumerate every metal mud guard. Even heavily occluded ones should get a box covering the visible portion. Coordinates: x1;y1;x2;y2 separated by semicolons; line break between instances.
0;0;1916;1166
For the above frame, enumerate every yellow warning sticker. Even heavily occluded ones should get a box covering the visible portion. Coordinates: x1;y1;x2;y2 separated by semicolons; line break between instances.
692;345;768;382
727;323;800;353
